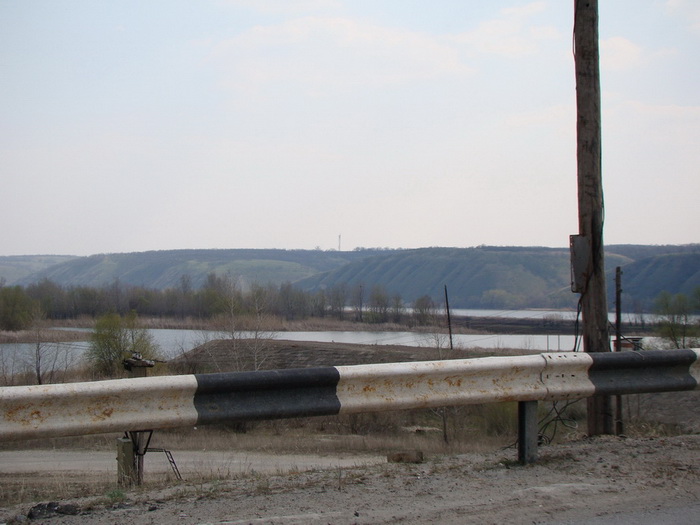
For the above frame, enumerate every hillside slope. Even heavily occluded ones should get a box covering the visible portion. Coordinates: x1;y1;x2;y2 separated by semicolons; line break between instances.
296;246;668;309
11;249;380;290
297;247;575;309
4;245;699;310
609;252;700;309
0;255;78;284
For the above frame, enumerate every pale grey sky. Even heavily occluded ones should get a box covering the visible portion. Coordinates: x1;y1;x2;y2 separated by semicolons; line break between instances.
1;1;698;255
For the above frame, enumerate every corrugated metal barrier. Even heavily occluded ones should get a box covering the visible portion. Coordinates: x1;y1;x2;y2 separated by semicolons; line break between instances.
2;349;698;442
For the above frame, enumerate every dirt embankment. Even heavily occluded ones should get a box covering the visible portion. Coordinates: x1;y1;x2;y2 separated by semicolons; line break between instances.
170;338;534;376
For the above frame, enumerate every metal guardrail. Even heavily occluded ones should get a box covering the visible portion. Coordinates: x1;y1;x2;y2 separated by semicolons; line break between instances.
2;349;698;442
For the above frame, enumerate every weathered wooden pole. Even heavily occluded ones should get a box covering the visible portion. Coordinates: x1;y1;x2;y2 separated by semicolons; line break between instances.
574;0;613;435
444;285;454;351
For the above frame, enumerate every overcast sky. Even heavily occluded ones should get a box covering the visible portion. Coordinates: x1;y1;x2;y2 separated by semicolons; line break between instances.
1;1;698;256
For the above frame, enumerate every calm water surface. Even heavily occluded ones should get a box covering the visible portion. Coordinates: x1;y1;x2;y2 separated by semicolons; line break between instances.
0;329;585;370
1;308;660;370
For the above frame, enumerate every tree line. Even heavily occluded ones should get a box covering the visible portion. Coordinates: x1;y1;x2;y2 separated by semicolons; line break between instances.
0;276;442;383
0;275;442;331
2;275;698;350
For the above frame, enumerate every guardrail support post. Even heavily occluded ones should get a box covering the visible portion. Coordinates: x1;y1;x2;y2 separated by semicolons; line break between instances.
518;401;538;465
117;437;136;487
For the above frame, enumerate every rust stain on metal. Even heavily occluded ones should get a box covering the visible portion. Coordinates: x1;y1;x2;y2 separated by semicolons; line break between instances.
4;404;29;423
4;404;46;427
85;396;120;422
444;376;462;388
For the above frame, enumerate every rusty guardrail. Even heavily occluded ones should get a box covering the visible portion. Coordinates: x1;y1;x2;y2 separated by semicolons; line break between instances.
2;349;699;443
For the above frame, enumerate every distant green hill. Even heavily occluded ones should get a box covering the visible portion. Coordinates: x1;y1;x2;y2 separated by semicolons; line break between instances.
604;244;700;262
4;245;699;311
296;247;576;309
0;255;78;285
606;252;700;310
9;249;381;290
297;245;699;310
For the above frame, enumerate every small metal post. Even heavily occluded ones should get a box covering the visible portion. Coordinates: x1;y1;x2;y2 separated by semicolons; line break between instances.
132;430;153;485
518;401;538;465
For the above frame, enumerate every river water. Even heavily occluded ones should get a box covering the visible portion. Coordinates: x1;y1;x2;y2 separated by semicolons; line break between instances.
1;308;660;375
0;330;577;373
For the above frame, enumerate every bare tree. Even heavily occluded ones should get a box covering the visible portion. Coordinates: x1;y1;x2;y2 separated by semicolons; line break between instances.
654;290;699;349
0;345;20;386
368;285;390;323
30;305;51;384
351;284;364;322
413;295;436;326
430;330;454;444
328;284;347;320
390;294;404;323
244;284;276;371
212;276;276;372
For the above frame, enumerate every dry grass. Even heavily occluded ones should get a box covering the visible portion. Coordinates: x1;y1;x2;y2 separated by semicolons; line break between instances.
0;418;514;507
0;329;88;344
152;421;513;457
0;433;117;452
621;419;687;438
25;315;485;336
0;473;115;508
0;404;520;454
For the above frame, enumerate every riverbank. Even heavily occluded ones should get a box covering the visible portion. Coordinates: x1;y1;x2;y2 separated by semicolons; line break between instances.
0;312;657;345
0;329;88;345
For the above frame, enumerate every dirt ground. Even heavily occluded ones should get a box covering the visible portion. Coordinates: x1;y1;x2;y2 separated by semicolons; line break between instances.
1;432;698;525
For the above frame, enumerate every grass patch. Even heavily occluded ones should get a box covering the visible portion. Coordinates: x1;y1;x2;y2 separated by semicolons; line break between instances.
0;473;116;507
104;488;126;503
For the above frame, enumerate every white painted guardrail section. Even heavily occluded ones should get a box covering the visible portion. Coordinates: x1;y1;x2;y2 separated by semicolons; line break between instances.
334;353;592;413
2;375;199;440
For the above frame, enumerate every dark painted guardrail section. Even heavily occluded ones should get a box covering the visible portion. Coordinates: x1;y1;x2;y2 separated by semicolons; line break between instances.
588;349;699;395
194;367;342;422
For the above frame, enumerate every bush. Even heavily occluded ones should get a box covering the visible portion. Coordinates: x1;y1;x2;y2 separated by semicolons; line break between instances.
86;311;160;378
0;286;37;331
